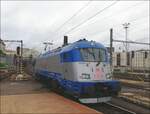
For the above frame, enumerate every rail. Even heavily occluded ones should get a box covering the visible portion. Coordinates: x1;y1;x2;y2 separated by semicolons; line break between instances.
105;102;136;114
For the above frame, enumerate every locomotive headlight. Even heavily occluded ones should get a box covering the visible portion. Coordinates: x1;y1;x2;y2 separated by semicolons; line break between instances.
81;73;90;79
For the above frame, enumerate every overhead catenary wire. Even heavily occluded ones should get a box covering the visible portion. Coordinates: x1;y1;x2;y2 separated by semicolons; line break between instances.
40;1;148;51
82;14;148;45
65;0;146;41
54;0;92;33
72;1;147;38
64;0;119;35
47;0;144;43
53;0;142;43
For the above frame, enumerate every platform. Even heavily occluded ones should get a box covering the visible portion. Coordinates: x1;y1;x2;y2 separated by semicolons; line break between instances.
0;74;102;114
0;92;101;114
1;73;149;114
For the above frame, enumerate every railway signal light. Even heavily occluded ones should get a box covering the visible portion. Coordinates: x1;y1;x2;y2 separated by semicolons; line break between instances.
17;46;20;55
144;51;148;58
131;51;134;58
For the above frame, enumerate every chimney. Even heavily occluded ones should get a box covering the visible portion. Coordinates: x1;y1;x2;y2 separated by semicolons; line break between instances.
63;36;68;46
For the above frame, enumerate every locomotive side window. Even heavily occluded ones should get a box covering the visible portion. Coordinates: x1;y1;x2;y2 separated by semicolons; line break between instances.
63;52;72;62
80;48;106;62
63;53;70;59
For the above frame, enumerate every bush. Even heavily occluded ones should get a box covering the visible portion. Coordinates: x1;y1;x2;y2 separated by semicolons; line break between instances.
0;49;6;55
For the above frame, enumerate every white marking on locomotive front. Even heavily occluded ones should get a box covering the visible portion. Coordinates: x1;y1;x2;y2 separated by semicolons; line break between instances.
72;62;110;82
94;67;103;80
79;97;112;103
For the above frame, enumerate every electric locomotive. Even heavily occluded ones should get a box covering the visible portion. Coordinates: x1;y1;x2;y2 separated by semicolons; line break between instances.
34;37;121;103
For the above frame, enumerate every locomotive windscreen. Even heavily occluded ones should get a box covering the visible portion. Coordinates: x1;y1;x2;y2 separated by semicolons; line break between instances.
80;48;106;62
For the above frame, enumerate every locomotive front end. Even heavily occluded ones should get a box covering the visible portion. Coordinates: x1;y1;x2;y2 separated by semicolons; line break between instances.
72;47;121;103
60;40;121;103
34;39;121;104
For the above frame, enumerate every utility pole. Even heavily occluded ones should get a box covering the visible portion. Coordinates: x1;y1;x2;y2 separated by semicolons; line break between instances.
20;40;23;74
110;28;113;67
123;23;130;52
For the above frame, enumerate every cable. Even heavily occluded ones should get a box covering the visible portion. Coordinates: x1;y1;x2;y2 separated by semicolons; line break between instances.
54;0;92;33
64;0;119;35
65;1;145;37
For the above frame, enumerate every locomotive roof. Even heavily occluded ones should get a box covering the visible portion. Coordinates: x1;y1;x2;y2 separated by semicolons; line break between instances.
61;39;106;52
40;39;106;57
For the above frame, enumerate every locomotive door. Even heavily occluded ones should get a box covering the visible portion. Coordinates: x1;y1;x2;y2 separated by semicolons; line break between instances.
62;63;69;79
62;52;72;80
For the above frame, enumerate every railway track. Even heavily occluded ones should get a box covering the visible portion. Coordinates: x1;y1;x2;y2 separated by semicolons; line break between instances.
86;102;137;114
105;102;136;114
0;68;16;81
113;73;150;82
0;72;11;81
121;83;150;92
121;86;150;97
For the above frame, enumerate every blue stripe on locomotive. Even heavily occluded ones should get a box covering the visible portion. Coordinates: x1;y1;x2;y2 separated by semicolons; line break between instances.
36;69;120;97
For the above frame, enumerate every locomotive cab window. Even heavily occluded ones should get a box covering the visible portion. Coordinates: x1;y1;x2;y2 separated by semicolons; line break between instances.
80;48;106;62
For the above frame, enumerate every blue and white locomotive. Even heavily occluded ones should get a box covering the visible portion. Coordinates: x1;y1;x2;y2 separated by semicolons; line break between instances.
34;37;121;103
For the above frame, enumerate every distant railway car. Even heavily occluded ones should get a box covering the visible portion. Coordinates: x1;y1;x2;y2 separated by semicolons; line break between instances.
131;50;150;71
113;50;150;71
34;37;121;103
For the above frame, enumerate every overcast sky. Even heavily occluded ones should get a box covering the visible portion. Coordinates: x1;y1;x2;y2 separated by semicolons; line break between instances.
1;0;149;52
